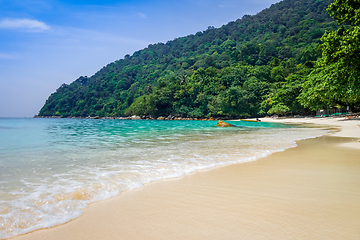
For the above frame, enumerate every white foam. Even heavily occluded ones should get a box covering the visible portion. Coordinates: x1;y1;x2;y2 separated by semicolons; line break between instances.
0;126;329;239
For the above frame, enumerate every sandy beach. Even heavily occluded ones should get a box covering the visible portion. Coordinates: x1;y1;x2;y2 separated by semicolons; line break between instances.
11;117;360;240
259;116;360;148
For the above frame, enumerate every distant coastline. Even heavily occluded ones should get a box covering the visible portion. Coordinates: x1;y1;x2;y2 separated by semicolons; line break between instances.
33;113;360;121
34;115;231;121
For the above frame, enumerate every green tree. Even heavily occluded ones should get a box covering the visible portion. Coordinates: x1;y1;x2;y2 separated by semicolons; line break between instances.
299;0;360;110
327;0;360;25
268;70;309;115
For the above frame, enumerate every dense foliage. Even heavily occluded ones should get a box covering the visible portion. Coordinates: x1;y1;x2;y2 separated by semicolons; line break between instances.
299;0;360;111
39;0;337;118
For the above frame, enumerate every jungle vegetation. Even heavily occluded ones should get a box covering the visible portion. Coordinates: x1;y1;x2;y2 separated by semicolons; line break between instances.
38;0;359;118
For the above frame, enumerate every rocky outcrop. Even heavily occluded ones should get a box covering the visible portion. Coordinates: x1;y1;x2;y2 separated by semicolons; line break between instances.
216;120;237;127
131;115;141;120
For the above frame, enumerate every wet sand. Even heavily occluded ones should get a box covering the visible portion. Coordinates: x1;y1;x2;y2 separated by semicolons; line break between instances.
259;116;360;149
12;118;360;240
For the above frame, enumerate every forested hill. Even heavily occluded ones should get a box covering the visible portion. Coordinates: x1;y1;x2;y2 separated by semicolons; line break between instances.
39;0;337;118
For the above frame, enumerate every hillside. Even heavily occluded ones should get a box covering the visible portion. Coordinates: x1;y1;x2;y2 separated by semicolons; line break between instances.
38;0;337;118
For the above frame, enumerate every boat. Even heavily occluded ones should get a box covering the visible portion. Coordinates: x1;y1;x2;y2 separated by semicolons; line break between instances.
239;119;261;122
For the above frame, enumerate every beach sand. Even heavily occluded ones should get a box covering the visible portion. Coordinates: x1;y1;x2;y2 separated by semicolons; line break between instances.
259;116;360;149
12;117;360;240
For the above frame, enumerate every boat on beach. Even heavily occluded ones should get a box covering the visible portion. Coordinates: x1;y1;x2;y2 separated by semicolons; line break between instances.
239;119;261;122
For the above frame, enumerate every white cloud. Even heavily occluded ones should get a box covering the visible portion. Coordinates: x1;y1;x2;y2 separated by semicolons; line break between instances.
0;18;50;32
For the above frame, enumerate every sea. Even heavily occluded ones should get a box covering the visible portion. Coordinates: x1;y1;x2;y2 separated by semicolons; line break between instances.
0;118;328;239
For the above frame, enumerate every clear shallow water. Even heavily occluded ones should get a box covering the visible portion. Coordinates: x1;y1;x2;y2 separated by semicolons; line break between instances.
0;118;327;239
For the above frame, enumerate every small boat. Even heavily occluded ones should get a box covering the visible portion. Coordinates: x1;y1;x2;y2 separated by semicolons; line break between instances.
239;119;261;122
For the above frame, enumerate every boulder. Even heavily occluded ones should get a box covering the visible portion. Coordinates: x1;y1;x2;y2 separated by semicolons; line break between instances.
216;120;237;127
131;115;141;120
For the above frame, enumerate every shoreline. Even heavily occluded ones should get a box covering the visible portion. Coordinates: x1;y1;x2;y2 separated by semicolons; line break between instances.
259;116;360;149
11;117;360;240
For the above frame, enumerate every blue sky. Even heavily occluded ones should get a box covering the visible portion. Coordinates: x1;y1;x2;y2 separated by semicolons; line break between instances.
0;0;280;117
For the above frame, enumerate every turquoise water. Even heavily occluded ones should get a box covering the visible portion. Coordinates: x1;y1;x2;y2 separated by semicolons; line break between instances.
0;118;327;239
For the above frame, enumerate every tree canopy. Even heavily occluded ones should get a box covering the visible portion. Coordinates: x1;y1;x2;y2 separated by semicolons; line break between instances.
299;0;360;111
39;0;338;118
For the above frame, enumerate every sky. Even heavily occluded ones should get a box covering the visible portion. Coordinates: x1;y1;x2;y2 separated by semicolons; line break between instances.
0;0;280;117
